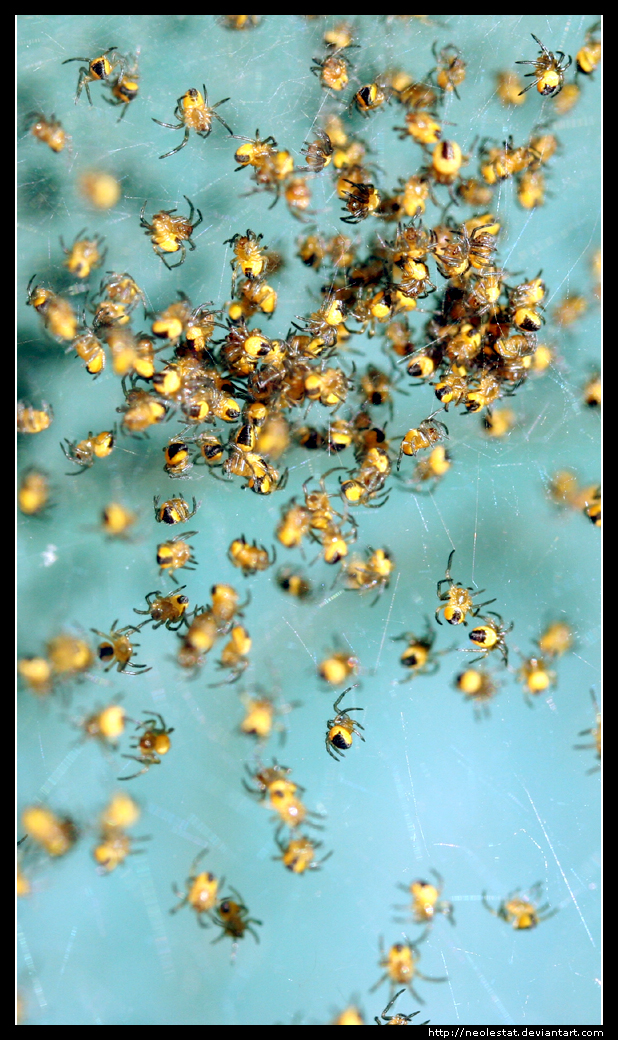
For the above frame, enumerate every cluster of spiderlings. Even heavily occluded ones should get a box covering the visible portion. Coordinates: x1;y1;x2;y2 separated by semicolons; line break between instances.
547;470;602;527
361;866;456;1006
17;16;600;1025
93;792;143;873
173;582;251;682
62;46;140;114
514;619;575;705
18;630;95;697
232;129;313;219
169;848;262;943
243;762;330;876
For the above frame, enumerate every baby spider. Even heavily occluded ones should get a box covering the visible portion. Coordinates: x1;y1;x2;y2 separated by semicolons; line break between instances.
311;49;354;93
18;468;51;516
133;587;190;632
62;46;122;105
433;42;466;99
352;80;391;116
211;887;262;944
341;180;381;224
342;547;394;603
91;622;151;675
297;129;334;174
325;688;365;761
242;761;299;803
28;111;69;152
212;624;251;685
395;868;454;926
515;34;572;97
140;196;202;270
61;229;106;279
318;643;360;686
92;829;149;874
455;668;500;718
170;849;222;927
482;881;558;930
157;531;199;583
392;620;451;683
375;990;425;1026
74;702;127;748
517;654;557;704
397;414;448;470
371;933;447;1003
153;493;199;525
100;501;137;540
21;806;77;858
576;20;602;77
224;229;269;294
118;711;174;780
435;549;495;626
152;85;233;159
273;828;333;874
238;689;300;745
62;429;115;474
104;51;140;121
464;613;513;666
228;536;276;576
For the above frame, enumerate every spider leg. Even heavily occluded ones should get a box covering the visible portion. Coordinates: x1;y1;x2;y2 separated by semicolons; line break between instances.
416;970;448;984
326;739;342;760
267;187;281;210
530;34;549;55
117;758;149;781
369;971;389;994
169;890;188;914
75;70;92;105
213;108;233;135
156;247;181;270
158;127;191;160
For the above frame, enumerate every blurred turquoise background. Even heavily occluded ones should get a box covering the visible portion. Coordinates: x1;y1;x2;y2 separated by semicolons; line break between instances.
17;15;601;1026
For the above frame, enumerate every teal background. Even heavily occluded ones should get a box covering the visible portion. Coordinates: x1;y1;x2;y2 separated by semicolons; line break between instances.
17;15;601;1026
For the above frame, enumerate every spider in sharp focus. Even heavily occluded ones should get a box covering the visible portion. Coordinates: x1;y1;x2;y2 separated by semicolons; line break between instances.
375;989;425;1026
62;46;122;105
435;549;496;626
91;622;151;675
325;688;365;761
463;613;513;666
152;85;233;159
140;197;202;270
515;34;572;97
